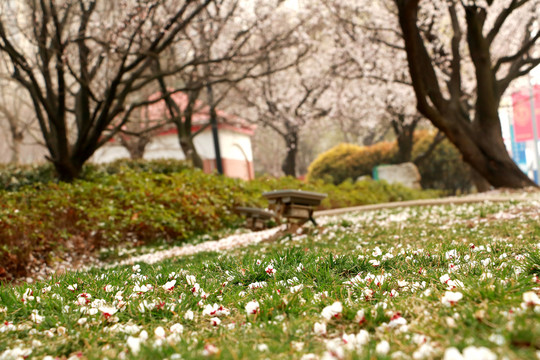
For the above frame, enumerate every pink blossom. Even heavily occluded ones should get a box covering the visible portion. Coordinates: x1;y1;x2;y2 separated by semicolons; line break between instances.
321;301;342;320
162;280;176;291
99;305;117;319
522;291;540;307
203;344;219;356
369;259;380;267
202;303;230;317
441;291;463;306
245;300;260;315
364;289;374;300
313;322;326;335
191;283;200;296
265;264;276;276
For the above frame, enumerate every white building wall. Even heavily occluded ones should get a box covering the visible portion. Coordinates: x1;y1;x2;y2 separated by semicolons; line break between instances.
144;134;185;160
92;145;131;163
219;130;254;161
193;129;253;161
193;131;216;159
92;128;253;164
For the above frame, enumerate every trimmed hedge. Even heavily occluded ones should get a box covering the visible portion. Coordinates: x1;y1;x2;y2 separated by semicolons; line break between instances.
307;131;473;193
0;160;439;281
248;175;438;210
0;159;193;191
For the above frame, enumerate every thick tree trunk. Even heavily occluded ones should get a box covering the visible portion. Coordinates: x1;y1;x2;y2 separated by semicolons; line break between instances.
53;158;83;182
444;117;533;188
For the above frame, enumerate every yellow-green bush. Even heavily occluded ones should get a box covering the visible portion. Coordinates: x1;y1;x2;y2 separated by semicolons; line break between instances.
307;142;397;185
308;131;473;193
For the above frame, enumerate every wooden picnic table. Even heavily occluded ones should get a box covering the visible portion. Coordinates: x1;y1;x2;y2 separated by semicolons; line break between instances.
262;189;327;227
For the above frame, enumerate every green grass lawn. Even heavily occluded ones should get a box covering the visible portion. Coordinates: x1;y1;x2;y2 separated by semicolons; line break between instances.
1;200;539;359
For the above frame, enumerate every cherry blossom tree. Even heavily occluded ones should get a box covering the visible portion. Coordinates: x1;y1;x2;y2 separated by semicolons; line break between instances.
0;52;45;164
231;3;338;177
0;0;212;181
0;82;28;164
324;0;435;163
324;0;539;188
394;0;540;188
116;0;313;168
235;58;333;176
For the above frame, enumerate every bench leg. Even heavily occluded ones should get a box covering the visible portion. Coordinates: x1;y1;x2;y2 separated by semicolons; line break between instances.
309;210;317;226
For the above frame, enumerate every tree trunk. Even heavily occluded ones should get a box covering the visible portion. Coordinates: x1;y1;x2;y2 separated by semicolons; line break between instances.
117;133;150;160
391;114;419;163
179;135;204;169
394;124;414;163
53;158;83;182
396;133;413;163
444;116;533;188
9;131;23;164
469;166;492;193
282;132;298;177
125;140;148;160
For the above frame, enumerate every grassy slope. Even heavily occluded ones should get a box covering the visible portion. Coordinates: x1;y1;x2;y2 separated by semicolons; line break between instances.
0;162;438;282
1;200;539;359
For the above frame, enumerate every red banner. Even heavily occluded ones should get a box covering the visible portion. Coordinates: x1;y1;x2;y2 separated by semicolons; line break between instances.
512;85;540;142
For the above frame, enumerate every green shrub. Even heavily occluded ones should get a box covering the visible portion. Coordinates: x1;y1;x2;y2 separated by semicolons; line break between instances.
0;167;248;281
84;158;192;176
317;179;439;209
0;159;192;191
307;131;473;193
0;163;57;191
307;142;396;185
412;131;473;194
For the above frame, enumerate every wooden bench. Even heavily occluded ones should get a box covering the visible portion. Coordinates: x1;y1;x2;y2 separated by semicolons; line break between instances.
262;189;327;228
235;207;276;230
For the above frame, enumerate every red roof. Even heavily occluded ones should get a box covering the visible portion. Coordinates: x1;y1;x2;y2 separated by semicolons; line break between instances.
146;91;255;136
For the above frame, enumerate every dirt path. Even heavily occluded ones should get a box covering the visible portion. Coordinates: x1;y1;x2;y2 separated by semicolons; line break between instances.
313;193;538;217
